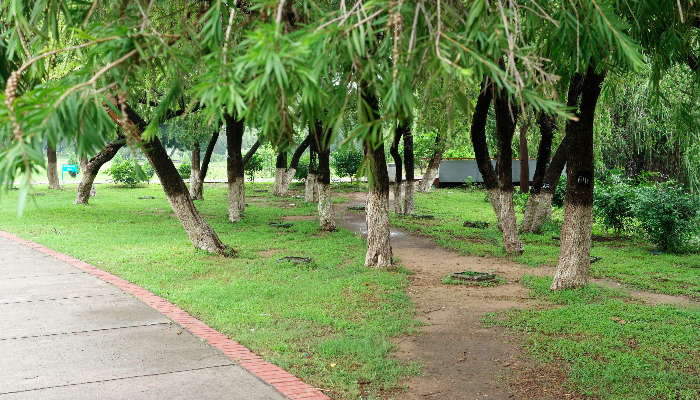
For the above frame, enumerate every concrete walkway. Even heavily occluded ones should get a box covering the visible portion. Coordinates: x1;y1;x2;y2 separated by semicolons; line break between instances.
0;236;290;399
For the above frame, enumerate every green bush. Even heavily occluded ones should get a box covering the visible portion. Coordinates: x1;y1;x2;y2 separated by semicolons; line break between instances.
294;160;309;180
634;182;700;252
332;147;363;181
108;157;149;186
551;175;567;208
244;153;264;182
594;174;637;234
142;162;155;181
178;160;191;179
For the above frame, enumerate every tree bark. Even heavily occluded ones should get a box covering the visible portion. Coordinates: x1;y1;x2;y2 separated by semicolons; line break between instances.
418;131;445;193
519;115;531;193
279;135;311;196
311;121;335;230
493;85;524;255
47;144;61;189
272;151;288;196
75;137;125;205
469;78;500;215
361;84;393;267
390;124;404;213
521;113;555;232
189;141;203;200
552;66;606;290
305;148;318;202
225;114;246;222
403;118;415;214
106;101;229;255
190;128;221;201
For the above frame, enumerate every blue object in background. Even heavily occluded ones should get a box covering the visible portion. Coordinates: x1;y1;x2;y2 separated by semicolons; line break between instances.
61;164;79;182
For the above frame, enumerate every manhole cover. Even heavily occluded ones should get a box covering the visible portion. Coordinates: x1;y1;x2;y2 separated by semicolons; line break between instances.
138;196;156;199
278;256;313;265
254;189;267;193
348;205;365;211
450;271;496;282
269;222;293;228
463;220;489;229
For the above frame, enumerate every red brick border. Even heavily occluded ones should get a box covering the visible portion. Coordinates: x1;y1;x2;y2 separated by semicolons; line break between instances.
0;230;330;400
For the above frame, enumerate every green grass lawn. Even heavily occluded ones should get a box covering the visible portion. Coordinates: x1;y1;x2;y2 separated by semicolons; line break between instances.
0;183;418;400
391;187;700;299
485;276;700;399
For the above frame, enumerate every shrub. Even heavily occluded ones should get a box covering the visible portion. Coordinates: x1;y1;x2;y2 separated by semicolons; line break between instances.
332;147;363;181
245;153;264;182
178;160;191;179
634;182;700;252
142;163;155;182
551;175;567;208
294;160;309;180
594;174;637;234
108;158;149;186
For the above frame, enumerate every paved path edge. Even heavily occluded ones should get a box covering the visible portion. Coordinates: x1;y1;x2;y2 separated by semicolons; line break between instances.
0;230;330;400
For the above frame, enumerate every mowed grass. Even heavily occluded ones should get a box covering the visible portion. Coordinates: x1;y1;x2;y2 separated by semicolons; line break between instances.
0;183;418;399
485;276;700;399
391;187;700;299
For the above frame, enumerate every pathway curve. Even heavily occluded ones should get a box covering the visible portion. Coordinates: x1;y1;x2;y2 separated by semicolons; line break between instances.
0;233;327;400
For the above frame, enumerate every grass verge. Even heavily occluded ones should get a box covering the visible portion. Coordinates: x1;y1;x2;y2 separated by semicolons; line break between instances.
0;183;419;399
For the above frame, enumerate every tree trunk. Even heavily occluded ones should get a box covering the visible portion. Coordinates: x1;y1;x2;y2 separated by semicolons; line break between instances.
225;114;246;222
403;118;415;214
190;127;221;201
521;113;557;233
280;135;311;196
107;101;229;255
390;124;404;213
75;138;125;205
305;148;318;202
418;131;444;193
47;144;61;189
189;141;203;200
311;121;335;230
519;115;531;193
272;151;288;196
552;67;606;290
469;78;501;216
361;84;393;267
493;86;524;255
317;148;335;231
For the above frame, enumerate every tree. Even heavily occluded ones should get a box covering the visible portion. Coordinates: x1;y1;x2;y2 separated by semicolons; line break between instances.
46;143;60;190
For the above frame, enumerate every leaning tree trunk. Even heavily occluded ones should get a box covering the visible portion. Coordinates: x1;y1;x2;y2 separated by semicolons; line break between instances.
190;128;221;201
47;144;61;189
189;141;203;200
519;115;531;193
75;137;125;205
361;85;393;267
107;101;229;255
552;67;606;290
305;148;318;202
418;132;445;193
225;114;246;222
521;113;557;233
389;124;404;214
272;151;288;196
493;86;524;255
469;78;501;216
279;135;311;196
402;118;415;214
